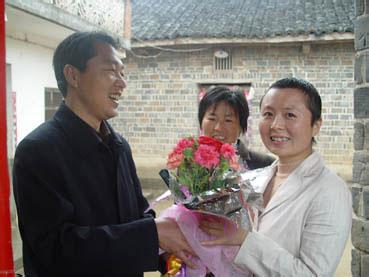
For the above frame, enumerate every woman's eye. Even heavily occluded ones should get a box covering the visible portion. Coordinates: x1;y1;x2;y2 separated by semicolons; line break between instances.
262;112;273;118
287;112;296;118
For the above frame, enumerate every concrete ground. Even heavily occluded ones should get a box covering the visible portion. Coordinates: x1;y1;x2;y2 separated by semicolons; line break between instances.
143;190;352;277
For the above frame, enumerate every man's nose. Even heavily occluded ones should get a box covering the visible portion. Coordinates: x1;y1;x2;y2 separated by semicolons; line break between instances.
115;74;127;89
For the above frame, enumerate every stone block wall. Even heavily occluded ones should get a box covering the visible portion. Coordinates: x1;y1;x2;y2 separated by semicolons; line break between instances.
112;42;354;179
352;0;369;275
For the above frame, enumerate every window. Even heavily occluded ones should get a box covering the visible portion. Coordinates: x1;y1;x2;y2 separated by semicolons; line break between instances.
214;49;232;71
44;88;63;121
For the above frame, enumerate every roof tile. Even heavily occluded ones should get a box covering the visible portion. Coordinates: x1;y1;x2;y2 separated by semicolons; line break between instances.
132;0;355;41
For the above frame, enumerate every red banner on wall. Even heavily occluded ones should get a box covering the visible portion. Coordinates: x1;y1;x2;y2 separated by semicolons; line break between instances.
0;0;15;276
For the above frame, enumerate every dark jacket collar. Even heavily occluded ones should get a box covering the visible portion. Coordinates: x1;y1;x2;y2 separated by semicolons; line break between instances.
53;103;123;157
236;139;251;160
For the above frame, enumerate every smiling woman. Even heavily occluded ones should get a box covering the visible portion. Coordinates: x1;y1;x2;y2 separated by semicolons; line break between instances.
198;86;274;171
200;78;352;276
259;87;322;176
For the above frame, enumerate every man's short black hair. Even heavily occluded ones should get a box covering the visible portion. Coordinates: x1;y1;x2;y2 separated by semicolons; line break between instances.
53;31;118;97
261;77;322;126
198;86;249;133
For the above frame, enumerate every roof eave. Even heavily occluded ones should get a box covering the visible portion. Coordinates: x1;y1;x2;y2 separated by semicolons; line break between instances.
132;32;354;48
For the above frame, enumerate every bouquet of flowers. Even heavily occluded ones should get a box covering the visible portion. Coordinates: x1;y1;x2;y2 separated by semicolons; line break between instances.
168;136;238;191
161;136;263;277
165;136;249;216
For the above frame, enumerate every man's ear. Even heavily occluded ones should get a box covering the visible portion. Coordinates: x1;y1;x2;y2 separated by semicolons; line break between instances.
63;64;79;89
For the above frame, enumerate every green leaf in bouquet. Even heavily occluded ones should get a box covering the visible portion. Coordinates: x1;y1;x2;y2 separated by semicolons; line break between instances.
177;175;187;186
183;148;193;159
192;168;210;194
210;178;226;190
218;158;230;173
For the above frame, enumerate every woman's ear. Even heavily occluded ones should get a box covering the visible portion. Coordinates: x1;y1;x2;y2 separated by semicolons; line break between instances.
63;64;79;89
312;118;322;137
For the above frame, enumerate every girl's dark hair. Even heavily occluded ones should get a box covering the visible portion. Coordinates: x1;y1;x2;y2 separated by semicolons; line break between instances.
198;86;249;133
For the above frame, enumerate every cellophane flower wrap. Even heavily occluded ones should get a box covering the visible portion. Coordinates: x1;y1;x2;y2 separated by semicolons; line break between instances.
161;136;263;277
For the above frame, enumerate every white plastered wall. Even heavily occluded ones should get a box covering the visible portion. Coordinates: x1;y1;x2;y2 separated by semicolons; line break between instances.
6;37;57;144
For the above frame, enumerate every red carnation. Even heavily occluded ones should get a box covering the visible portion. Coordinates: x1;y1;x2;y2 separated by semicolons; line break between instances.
198;136;223;151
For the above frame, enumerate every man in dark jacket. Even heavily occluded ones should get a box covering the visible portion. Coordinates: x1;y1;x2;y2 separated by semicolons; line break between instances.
12;31;194;277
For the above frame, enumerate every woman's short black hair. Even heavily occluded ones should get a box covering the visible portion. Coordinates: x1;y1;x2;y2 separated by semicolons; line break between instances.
261;77;322;126
53;31;118;97
198;86;249;133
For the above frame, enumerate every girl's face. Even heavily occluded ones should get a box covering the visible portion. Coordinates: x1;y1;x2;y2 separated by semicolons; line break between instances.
201;101;241;144
259;88;321;163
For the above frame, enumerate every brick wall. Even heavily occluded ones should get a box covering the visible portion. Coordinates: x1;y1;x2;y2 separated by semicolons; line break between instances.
111;42;354;180
351;0;369;275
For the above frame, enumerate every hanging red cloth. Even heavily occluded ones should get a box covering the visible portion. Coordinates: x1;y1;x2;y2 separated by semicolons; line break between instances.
0;0;15;276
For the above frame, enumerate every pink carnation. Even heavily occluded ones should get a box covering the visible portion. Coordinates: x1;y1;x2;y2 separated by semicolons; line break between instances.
167;151;184;169
194;144;220;169
220;143;236;160
174;138;195;154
